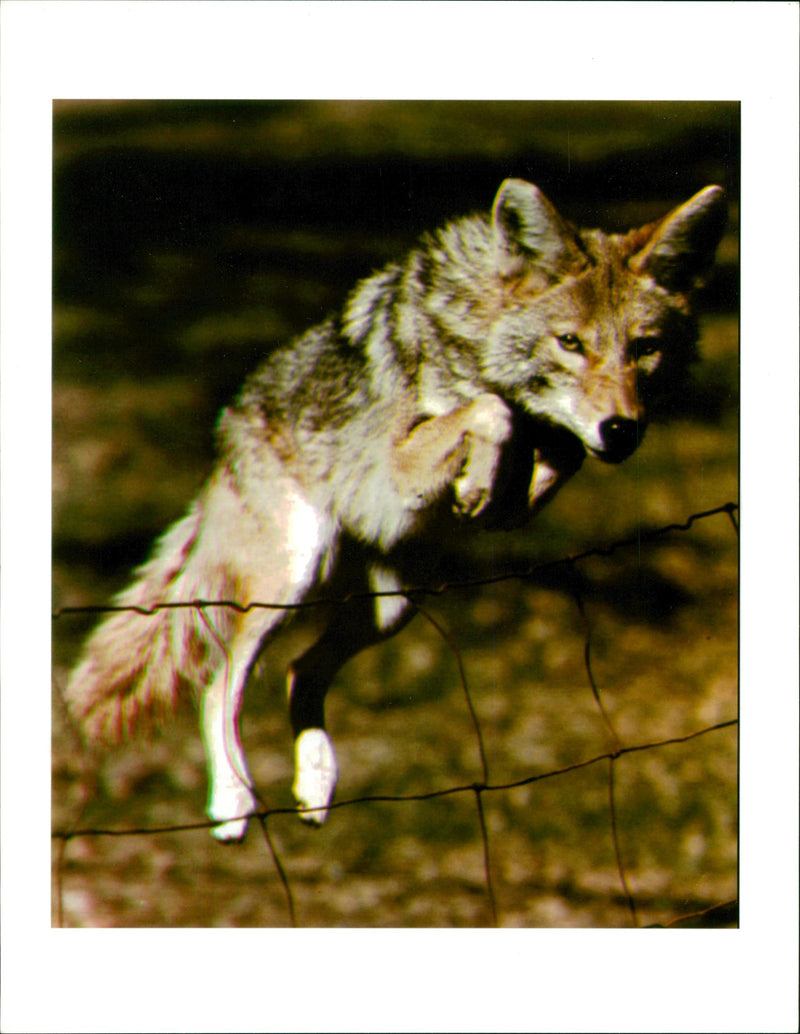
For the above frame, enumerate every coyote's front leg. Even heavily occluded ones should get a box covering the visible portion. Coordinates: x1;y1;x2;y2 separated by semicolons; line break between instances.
392;393;513;517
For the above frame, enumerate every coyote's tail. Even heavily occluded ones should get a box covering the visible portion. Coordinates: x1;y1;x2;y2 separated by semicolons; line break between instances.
65;501;224;745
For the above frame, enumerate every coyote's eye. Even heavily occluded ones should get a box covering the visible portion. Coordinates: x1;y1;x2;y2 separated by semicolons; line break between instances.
557;333;583;353
632;338;661;360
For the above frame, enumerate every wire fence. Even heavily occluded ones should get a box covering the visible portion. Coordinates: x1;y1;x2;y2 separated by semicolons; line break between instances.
52;501;739;929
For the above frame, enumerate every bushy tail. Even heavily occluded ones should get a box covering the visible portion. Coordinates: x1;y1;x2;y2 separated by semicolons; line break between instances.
65;500;224;745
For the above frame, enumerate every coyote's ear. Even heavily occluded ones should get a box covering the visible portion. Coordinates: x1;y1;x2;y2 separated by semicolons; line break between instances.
631;185;727;292
493;179;586;274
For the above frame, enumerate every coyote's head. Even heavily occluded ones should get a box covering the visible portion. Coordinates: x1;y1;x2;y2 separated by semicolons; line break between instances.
486;178;727;463
427;179;727;465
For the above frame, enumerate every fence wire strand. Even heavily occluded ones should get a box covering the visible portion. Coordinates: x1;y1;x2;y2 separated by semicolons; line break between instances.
51;502;739;622
52;502;738;928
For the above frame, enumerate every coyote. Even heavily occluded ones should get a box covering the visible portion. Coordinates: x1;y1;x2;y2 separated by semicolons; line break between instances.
65;178;726;841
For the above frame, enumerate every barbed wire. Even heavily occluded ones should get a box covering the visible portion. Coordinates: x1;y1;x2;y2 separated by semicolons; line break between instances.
51;502;739;621
52;501;739;929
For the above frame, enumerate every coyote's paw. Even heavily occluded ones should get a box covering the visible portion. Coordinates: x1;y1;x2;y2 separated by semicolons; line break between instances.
208;783;257;843
453;394;513;517
528;452;561;509
293;728;339;826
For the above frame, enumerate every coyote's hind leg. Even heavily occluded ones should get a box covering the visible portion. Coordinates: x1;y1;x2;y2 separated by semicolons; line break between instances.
288;563;413;825
196;465;334;841
201;608;287;842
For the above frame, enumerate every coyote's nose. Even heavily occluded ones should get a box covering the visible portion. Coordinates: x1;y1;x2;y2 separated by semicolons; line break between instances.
598;417;642;464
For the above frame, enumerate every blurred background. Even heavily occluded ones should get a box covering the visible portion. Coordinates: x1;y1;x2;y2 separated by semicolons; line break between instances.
52;100;739;928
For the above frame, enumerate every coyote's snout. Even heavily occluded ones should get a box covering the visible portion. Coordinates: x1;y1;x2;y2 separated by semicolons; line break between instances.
65;178;726;841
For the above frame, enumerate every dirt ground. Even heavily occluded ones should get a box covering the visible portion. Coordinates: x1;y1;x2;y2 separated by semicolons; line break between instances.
52;100;739;928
